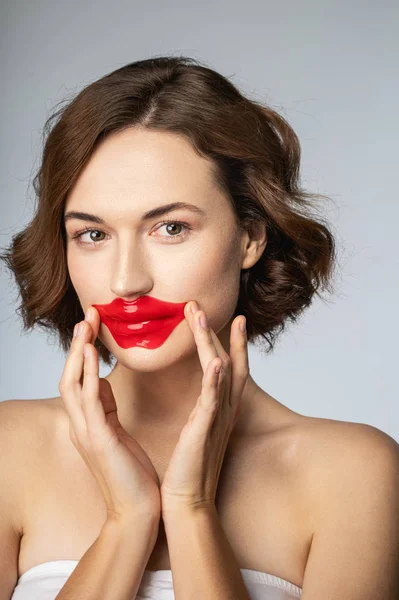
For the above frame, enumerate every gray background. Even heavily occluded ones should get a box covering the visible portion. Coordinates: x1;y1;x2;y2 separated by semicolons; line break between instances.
1;0;398;442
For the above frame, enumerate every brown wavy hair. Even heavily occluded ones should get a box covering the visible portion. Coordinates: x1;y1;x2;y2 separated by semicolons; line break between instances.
0;54;340;368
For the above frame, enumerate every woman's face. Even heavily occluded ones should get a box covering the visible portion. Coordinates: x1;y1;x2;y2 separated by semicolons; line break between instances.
64;127;248;372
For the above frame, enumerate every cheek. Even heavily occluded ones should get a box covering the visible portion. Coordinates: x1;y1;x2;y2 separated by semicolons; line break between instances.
67;263;86;297
171;242;238;291
67;253;106;305
178;241;241;329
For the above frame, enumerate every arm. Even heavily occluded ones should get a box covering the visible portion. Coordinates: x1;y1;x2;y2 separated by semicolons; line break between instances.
301;425;399;599
0;401;25;600
55;514;159;600
163;505;251;600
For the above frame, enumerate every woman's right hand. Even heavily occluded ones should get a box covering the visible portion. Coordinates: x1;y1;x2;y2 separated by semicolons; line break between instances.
58;306;161;526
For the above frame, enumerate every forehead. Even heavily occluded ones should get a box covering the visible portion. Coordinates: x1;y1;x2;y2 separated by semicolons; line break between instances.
68;127;218;201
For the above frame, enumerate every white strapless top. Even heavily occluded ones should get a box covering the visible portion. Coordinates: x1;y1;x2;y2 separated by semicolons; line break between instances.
11;560;302;599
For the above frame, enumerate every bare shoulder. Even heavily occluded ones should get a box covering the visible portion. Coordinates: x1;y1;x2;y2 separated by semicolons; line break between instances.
282;418;399;596
296;415;399;531
297;413;399;460
0;397;61;441
302;415;399;475
0;398;61;532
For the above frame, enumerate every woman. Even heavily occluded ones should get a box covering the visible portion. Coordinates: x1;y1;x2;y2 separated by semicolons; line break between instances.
1;55;398;600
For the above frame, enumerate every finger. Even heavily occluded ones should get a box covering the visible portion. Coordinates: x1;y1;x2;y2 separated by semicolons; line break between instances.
84;305;101;345
186;301;230;363
59;321;92;435
69;321;93;389
81;342;107;431
188;305;219;374
185;301;232;405
192;357;223;435
229;316;249;410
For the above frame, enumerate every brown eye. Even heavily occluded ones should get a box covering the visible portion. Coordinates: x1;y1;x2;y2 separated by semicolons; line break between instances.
87;230;105;242
154;220;192;242
72;228;108;246
163;223;183;235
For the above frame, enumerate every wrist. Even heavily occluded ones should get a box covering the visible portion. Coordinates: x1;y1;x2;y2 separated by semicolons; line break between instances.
105;511;160;539
162;500;216;525
97;514;160;568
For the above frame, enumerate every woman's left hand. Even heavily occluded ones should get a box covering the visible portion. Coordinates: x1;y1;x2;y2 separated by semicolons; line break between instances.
160;300;249;515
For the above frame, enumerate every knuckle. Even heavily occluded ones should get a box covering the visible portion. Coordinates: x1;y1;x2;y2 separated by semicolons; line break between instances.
59;377;75;393
203;399;218;413
203;337;214;348
222;356;231;370
70;342;82;354
239;366;250;379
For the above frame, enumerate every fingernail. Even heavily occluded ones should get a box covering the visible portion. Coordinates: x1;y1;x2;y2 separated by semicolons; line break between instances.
191;302;198;314
73;324;78;338
84;308;92;322
77;323;84;336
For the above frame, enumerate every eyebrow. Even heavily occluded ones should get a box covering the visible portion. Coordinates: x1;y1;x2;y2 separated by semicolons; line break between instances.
63;202;206;225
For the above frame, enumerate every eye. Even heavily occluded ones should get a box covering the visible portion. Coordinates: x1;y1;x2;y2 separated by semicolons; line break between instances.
157;220;191;240
70;219;192;247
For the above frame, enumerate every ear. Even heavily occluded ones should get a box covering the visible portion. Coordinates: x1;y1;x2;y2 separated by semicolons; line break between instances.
240;221;267;270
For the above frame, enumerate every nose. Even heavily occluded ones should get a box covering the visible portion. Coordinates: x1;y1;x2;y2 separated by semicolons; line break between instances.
109;240;153;299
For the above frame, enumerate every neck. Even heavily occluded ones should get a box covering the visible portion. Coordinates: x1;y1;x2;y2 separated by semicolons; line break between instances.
104;356;260;438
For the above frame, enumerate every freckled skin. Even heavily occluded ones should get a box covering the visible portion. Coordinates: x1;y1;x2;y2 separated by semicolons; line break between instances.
64;126;266;436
